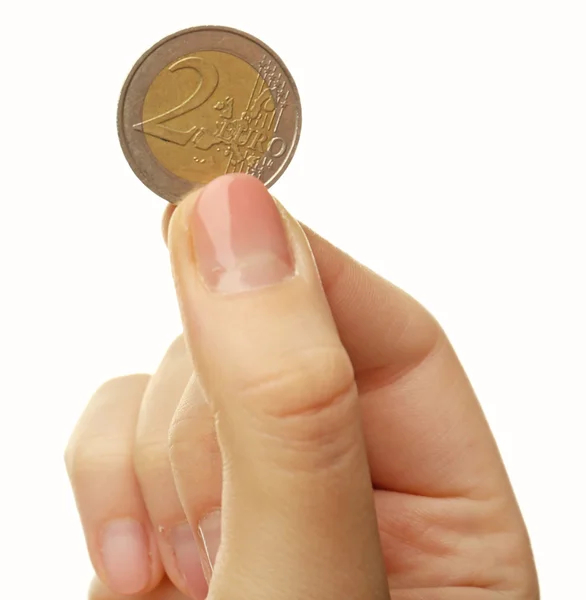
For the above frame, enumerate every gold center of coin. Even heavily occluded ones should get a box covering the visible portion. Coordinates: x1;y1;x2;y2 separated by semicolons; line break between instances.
138;50;279;184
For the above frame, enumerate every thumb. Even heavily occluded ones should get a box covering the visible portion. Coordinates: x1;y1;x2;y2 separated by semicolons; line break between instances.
168;174;389;600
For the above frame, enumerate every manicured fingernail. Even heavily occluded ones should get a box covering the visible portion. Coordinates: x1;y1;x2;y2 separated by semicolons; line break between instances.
190;174;294;293
170;523;208;598
198;511;222;580
100;519;150;594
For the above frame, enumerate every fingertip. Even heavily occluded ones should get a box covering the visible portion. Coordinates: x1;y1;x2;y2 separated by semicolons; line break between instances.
99;519;157;595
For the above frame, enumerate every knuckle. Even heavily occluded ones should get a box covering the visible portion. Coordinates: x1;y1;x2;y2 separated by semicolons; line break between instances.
236;345;356;420
94;373;151;398
64;429;78;473
133;436;171;477
168;410;222;507
65;435;131;481
168;408;220;470
63;442;74;474
65;374;150;476
231;346;359;470
64;439;80;475
166;334;187;358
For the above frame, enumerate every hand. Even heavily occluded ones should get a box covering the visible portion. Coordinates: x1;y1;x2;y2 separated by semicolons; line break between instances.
66;174;539;599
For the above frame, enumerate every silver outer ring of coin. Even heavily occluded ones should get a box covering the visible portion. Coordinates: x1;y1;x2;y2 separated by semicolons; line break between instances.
117;26;302;204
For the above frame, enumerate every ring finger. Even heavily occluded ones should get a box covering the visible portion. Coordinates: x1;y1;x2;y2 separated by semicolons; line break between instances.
65;375;164;595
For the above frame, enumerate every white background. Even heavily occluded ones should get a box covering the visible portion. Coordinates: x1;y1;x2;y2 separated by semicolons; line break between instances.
0;1;584;597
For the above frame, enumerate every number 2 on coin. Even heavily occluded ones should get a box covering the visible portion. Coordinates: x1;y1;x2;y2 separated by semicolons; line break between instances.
133;56;218;145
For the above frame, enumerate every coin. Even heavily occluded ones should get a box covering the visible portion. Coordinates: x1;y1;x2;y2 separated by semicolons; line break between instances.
118;26;302;204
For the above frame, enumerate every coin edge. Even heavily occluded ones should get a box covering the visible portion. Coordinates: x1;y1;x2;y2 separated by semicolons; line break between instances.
117;25;302;203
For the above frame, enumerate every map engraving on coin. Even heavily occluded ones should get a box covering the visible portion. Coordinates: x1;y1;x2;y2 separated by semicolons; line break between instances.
118;27;302;204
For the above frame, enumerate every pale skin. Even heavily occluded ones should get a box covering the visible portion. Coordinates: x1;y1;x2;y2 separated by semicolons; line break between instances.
65;174;540;600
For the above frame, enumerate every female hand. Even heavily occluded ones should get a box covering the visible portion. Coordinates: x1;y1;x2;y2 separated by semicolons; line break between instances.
66;174;539;599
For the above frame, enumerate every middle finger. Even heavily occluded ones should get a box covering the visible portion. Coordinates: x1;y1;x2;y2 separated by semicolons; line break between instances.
133;336;206;598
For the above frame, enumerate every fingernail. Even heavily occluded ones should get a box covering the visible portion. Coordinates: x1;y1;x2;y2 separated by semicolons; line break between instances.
100;519;150;594
170;523;208;597
198;510;222;580
190;174;294;293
